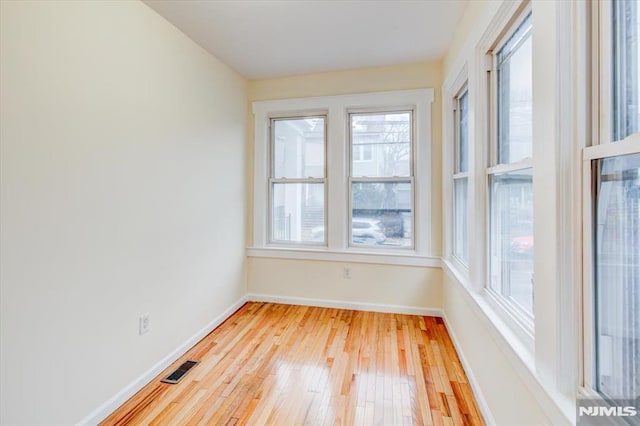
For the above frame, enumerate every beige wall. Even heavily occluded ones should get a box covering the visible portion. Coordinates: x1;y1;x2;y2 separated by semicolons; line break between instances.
0;1;247;424
443;0;491;73
249;258;442;310
444;277;550;425
246;63;444;309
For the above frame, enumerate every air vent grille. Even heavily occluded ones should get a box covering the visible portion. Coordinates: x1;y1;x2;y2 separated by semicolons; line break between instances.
161;359;199;384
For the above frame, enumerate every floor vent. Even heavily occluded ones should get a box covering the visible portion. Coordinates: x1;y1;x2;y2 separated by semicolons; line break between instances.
161;359;199;384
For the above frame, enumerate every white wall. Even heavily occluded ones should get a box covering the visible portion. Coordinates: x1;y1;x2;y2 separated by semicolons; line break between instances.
0;1;247;424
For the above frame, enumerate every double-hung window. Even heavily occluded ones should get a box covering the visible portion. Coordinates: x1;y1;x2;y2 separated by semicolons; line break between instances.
349;111;413;248
269;116;326;245
453;87;469;264
487;10;534;321
252;89;433;258
583;0;640;408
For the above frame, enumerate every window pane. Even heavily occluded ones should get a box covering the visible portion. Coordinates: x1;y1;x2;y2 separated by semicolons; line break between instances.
272;183;324;243
458;90;469;173
454;178;469;263
273;117;325;178
612;0;640;141
351;182;412;247
497;14;532;164
594;153;640;402
489;169;534;316
351;112;411;178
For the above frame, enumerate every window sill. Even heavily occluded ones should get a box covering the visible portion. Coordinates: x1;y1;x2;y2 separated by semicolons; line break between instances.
246;247;441;268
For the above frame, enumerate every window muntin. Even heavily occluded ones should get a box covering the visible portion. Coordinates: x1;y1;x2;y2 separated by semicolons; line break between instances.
593;153;640;403
488;10;534;322
349;111;414;248
270;116;326;244
612;0;640;141
453;88;469;264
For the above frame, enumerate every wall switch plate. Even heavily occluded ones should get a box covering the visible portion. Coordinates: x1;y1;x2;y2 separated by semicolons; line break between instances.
139;314;150;335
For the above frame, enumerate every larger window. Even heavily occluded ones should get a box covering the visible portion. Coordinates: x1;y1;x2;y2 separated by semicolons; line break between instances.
585;0;640;409
487;10;534;320
349;111;413;248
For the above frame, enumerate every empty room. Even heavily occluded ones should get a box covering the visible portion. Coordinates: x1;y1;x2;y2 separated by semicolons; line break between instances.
1;0;639;425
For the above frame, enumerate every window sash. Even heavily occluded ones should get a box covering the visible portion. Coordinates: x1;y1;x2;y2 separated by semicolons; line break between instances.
582;136;640;394
269;116;327;246
453;176;469;264
348;177;415;250
349;110;414;178
348;110;415;250
454;88;470;175
486;6;534;323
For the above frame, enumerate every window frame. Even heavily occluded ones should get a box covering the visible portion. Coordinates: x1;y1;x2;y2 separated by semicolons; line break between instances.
348;109;416;250
452;85;470;266
250;89;435;264
268;114;328;247
581;0;640;402
485;4;535;332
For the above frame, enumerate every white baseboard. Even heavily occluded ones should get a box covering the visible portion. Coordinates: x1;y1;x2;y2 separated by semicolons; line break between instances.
246;293;443;317
76;295;248;426
442;313;497;426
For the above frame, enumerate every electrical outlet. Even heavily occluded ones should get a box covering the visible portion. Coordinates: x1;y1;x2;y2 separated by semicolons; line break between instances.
343;266;352;279
139;314;150;335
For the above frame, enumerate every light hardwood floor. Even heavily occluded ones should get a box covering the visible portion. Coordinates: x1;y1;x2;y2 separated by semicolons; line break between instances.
102;302;484;425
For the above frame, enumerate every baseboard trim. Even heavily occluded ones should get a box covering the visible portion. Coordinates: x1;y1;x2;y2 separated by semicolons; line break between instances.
247;293;443;317
442;313;497;426
76;295;248;426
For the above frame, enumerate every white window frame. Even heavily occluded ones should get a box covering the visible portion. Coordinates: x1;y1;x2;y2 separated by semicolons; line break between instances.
484;4;535;334
443;65;471;277
250;89;436;266
581;0;640;401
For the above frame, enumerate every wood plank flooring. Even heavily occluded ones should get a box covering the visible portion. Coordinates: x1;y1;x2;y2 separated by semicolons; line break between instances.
102;302;484;426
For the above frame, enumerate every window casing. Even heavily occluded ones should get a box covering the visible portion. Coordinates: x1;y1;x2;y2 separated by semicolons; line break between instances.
251;89;434;261
583;0;640;409
486;9;535;324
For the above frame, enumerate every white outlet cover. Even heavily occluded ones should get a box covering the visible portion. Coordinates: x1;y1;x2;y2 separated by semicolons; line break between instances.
139;314;150;335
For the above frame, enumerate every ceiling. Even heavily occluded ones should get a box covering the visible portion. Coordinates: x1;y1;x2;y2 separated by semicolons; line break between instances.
144;0;468;80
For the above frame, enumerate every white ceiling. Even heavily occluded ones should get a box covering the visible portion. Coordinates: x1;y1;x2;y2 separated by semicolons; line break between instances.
144;0;468;80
